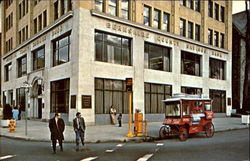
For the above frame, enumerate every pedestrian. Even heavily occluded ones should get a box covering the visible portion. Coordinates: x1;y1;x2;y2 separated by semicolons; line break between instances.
110;105;117;125
117;113;122;127
12;106;19;120
49;113;65;154
73;112;86;151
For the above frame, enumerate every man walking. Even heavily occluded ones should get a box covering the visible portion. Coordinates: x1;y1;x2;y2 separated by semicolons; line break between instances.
49;113;65;154
73;112;86;151
110;105;117;125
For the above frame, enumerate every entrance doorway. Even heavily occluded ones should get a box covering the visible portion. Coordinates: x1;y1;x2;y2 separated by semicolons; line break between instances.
38;98;42;119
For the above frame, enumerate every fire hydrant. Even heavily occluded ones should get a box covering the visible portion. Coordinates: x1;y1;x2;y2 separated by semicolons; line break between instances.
9;119;15;133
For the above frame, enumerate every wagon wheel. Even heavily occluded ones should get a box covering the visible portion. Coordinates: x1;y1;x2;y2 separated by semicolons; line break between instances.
178;127;188;141
205;122;215;138
159;125;169;139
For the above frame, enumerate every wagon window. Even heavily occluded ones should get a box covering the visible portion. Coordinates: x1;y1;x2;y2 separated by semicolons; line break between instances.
165;102;181;116
205;104;211;111
183;104;190;116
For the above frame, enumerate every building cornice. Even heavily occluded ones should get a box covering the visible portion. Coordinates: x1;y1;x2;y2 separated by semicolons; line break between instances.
3;11;74;60
91;10;230;54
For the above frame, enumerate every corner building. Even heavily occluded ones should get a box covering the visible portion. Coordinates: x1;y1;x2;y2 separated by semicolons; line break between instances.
1;0;232;124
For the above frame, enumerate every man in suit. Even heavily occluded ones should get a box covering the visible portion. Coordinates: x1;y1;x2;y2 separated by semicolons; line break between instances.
73;112;86;151
49;113;65;154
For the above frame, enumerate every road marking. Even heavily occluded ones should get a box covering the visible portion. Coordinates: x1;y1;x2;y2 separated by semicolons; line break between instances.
0;155;16;160
105;149;114;153
156;143;164;146
80;156;98;161
137;154;154;161
116;144;124;147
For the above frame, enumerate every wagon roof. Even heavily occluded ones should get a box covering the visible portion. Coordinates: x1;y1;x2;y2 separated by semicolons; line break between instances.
162;97;211;102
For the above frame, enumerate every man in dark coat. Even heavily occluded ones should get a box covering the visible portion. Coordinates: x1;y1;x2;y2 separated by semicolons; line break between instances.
73;112;86;151
49;113;65;154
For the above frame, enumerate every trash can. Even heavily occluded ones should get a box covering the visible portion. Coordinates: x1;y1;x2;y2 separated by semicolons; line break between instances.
134;111;143;136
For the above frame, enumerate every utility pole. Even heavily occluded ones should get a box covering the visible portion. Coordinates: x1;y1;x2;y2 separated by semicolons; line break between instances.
243;0;250;112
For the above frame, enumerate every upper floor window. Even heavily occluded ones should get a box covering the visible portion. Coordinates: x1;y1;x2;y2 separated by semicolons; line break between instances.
153;9;160;29
108;0;117;16
220;33;224;48
188;21;193;39
95;0;104;12
17;56;27;78
54;1;59;20
180;0;186;6
34;0;41;6
144;5;151;26
60;0;66;15
34;18;37;34
214;31;219;47
181;51;201;76
121;0;129;19
43;10;47;28
5;13;13;32
33;47;45;70
5;38;13;53
180;18;186;37
208;0;213;18
208;29;213;45
18;25;28;44
19;0;29;19
194;0;200;12
163;12;170;32
5;0;13;8
53;34;71;66
220;6;225;22
4;63;12;82
209;58;225;80
95;31;132;66
195;24;200;41
187;0;193;9
144;43;171;72
214;3;219;20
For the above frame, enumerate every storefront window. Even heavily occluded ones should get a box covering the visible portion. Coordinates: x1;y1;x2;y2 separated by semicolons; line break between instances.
53;34;70;66
181;51;201;76
51;78;69;113
95;78;128;114
145;83;172;114
17;55;27;78
33;47;45;70
144;43;171;72
209;89;226;113
4;63;11;82
95;31;131;66
209;58;225;80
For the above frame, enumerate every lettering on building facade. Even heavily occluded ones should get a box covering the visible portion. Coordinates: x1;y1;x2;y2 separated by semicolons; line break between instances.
32;35;47;47
52;26;63;37
156;35;179;46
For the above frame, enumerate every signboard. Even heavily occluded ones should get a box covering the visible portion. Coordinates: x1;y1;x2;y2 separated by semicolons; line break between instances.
82;95;91;109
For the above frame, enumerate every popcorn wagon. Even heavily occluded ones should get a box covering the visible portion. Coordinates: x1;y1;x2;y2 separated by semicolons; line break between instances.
159;94;215;141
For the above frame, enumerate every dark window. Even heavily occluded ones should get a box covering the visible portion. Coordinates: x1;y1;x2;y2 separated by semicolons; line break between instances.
214;3;219;20
194;0;200;12
163;12;170;32
188;21;193;39
68;0;72;11
4;63;11;82
208;0;213;17
214;31;219;47
19;4;22;19
121;0;129;19
33;47;45;70
34;18;37;34
95;78;128;114
60;0;66;15
145;83;172;114
54;1;58;20
181;51;201;76
209;89;226;113
25;26;28;40
187;0;193;9
144;5;150;26
53;34;71;66
16;88;26;110
51;78;70;113
209;58;225;80
95;0;104;12
180;18;186;36
220;33;224;48
43;10;47;28
109;0;117;16
220;6;225;22
208;29;213;45
38;14;42;31
180;0;186;6
17;55;27;78
153;9;160;29
181;86;202;95
195;24;200;41
144;43;171;72
95;31;131;66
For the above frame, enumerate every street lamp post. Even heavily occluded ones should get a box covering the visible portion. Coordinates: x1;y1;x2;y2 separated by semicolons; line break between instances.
126;78;134;138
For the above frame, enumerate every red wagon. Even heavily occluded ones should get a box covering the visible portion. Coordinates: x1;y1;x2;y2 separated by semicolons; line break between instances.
159;94;215;141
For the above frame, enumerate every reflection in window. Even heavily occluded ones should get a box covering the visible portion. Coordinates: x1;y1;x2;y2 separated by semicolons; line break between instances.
153;9;160;29
53;34;70;66
95;0;103;12
109;0;117;16
165;102;181;116
180;18;186;36
121;0;129;19
33;47;45;70
163;12;170;32
144;43;171;72
181;51;201;76
187;0;193;9
209;58;225;80
144;5;150;26
208;29;213;45
145;83;172;114
17;56;27;78
95;31;131;66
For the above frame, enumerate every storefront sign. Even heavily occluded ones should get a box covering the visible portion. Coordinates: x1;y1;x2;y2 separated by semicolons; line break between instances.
32;35;47;47
156;35;179;46
106;22;150;38
52;25;63;37
186;43;208;54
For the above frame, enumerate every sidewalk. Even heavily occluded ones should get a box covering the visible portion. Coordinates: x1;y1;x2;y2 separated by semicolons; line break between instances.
0;117;249;143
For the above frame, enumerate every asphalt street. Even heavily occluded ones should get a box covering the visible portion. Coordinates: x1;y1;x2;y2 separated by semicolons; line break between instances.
0;129;249;161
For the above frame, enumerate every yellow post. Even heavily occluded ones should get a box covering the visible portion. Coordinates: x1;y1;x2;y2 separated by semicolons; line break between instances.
145;120;148;137
127;91;134;137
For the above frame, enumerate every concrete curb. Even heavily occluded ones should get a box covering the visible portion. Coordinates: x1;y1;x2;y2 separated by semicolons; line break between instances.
1;127;248;143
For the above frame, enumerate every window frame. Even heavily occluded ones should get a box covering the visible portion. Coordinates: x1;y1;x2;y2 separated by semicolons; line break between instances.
143;5;151;26
181;51;201;77
17;55;27;78
180;18;186;37
33;46;45;71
